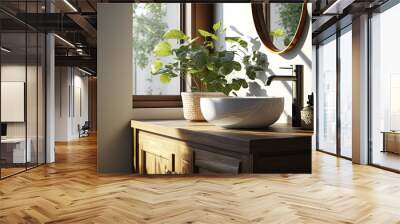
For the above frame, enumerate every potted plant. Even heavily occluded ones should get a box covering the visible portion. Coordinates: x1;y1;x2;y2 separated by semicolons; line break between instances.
151;22;266;121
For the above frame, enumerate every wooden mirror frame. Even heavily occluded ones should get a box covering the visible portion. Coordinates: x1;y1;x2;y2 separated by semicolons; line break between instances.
251;2;308;54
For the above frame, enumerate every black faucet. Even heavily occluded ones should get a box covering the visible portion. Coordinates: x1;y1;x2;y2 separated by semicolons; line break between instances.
266;65;304;127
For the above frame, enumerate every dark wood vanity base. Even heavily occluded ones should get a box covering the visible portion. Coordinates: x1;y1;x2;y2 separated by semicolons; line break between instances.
131;120;313;174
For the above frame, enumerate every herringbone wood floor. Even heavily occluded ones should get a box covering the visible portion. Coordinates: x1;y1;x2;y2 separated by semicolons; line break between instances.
1;134;400;224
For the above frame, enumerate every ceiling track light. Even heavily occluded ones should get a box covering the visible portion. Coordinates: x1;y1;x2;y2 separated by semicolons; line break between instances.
322;0;355;15
1;47;11;53
54;34;75;48
78;67;93;76
63;0;78;12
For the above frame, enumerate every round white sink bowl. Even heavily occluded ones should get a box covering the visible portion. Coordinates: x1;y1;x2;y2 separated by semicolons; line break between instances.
200;97;284;129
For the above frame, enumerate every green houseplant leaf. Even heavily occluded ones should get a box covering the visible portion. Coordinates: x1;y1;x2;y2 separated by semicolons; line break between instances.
225;37;248;49
213;21;221;31
160;73;171;84
150;21;269;95
151;60;163;74
153;41;172;56
198;29;219;40
163;29;188;40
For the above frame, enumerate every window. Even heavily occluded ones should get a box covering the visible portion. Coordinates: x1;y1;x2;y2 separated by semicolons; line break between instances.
370;3;400;171
317;35;337;155
339;26;352;158
132;3;184;108
132;3;183;96
316;24;353;159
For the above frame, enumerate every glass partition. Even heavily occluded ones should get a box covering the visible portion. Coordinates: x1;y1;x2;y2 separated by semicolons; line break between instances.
0;30;28;177
339;26;352;158
0;2;46;179
317;35;337;155
370;4;400;171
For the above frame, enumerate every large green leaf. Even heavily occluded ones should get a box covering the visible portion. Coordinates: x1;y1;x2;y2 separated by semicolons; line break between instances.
232;61;242;71
225;37;248;49
160;73;171;84
219;63;234;75
163;29;187;40
198;29;219;40
151;60;163;74
231;79;242;91
213;21;221;31
191;50;208;69
219;51;235;63
153;41;172;56
240;79;249;88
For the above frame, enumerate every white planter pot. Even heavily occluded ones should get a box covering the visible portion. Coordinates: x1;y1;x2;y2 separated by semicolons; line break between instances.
181;92;225;121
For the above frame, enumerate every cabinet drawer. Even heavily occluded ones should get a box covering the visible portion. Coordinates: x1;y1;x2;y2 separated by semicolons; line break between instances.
194;150;240;174
139;132;193;174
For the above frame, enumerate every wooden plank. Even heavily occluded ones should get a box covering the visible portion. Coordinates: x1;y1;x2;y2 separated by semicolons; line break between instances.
132;101;182;108
132;95;181;101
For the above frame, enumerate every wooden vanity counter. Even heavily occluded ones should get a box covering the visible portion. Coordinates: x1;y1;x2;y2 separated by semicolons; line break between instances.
131;120;313;174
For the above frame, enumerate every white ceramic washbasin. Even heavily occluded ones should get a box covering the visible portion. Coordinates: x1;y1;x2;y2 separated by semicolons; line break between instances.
200;97;284;129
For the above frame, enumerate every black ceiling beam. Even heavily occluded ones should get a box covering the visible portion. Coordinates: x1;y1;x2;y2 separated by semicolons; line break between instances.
55;55;96;69
0;18;27;31
67;13;97;45
14;13;83;32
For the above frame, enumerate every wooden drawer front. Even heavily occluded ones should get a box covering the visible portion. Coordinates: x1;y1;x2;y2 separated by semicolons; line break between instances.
194;150;240;174
142;150;172;174
139;132;193;174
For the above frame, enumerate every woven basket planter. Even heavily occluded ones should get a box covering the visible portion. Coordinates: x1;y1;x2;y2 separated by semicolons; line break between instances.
181;92;225;121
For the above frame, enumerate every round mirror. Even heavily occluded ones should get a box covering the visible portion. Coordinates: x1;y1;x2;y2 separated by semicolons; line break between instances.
252;2;307;54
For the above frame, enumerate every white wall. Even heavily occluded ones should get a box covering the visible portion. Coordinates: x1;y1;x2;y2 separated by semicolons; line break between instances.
55;67;89;141
215;3;313;124
1;63;47;164
97;3;183;173
1;65;38;137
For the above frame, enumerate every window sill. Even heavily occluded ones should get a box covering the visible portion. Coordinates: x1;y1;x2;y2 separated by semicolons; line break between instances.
132;95;182;109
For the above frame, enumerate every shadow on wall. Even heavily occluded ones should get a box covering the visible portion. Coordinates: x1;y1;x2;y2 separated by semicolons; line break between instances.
279;11;311;62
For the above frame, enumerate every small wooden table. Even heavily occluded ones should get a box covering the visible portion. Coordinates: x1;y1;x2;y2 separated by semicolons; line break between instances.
131;120;313;174
382;131;400;154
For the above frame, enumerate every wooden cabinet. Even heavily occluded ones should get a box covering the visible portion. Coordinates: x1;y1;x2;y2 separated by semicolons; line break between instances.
132;120;313;174
382;132;400;154
138;132;193;175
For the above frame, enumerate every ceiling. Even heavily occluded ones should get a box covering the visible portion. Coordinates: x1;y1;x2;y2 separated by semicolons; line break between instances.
0;0;100;74
5;0;384;73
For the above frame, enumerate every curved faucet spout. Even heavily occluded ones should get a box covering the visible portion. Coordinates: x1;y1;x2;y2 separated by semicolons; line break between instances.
266;75;297;86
